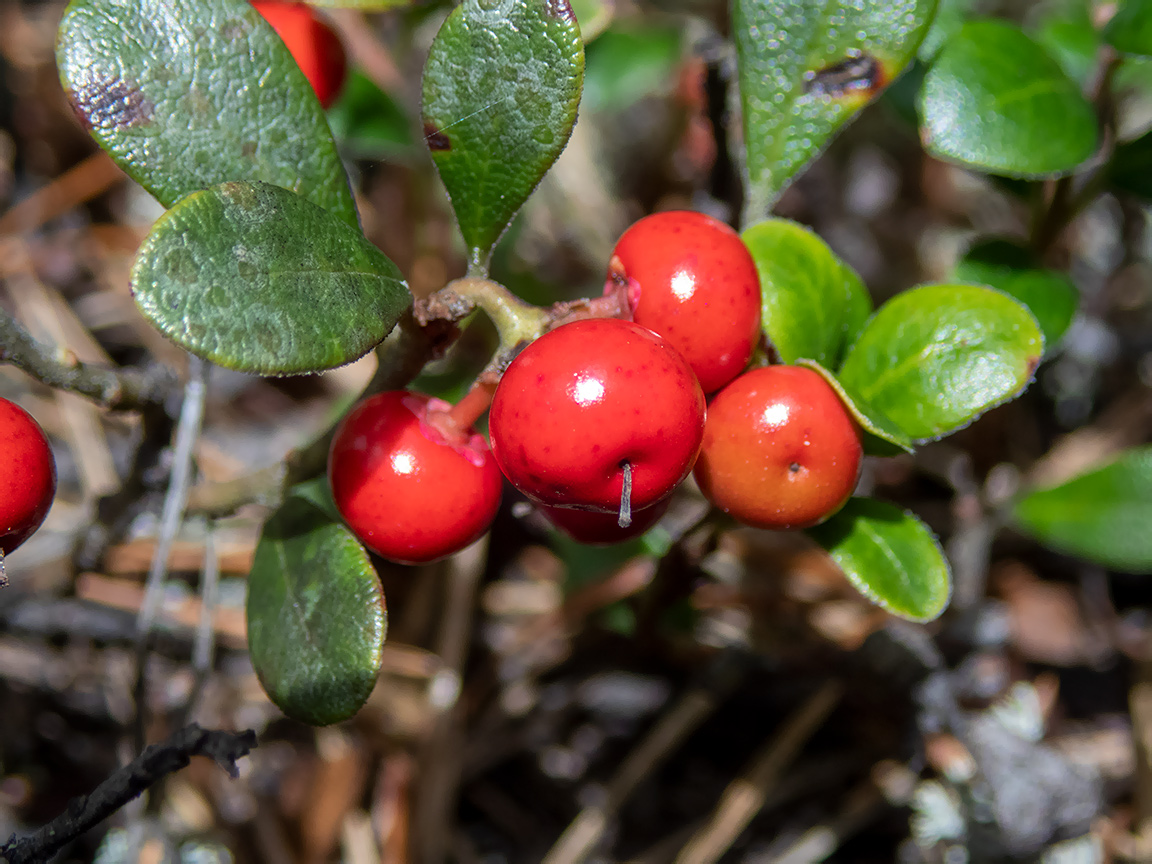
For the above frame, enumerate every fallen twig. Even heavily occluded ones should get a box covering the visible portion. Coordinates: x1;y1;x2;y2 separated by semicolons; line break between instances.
0;724;257;864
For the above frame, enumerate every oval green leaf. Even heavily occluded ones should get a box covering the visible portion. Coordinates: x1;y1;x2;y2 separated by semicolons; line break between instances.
837;283;1043;442
954;239;1078;349
56;0;357;228
583;23;682;112
918;0;974;62
422;0;585;273
919;20;1099;178
732;0;936;224
247;480;387;726
327;71;418;161
1013;446;1152;573
570;0;614;41
807;497;951;621
131;181;411;375
1105;2;1152;57
743;219;872;369
798;360;914;455
1034;2;1102;86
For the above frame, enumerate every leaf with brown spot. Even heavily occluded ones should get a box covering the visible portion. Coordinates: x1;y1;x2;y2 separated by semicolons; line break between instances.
57;0;357;228
733;0;937;225
422;0;584;273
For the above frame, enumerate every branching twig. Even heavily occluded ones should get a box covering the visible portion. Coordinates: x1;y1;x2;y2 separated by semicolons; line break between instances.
0;305;173;410
0;724;257;864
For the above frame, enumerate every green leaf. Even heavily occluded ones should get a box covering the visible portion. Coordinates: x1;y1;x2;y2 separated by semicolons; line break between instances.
327;71;417;160
131;181;411;375
56;0;357;228
1109;128;1152;198
247;480;387;726
1013;446;1152;573
583;23;682;112
807;497;951;621
837;283;1043;442
798;360;914;455
422;0;585;272
954;239;1078;349
1105;1;1152;56
918;0;974;62
919;20;1099;178
1033;1;1102;86
570;0;614;41
732;0;937;223
743;219;871;369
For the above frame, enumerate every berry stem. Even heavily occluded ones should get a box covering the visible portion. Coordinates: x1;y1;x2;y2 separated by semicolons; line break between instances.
444;277;551;358
426;376;498;438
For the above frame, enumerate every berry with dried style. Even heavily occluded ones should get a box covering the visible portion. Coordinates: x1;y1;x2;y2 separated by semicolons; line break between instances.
488;318;706;523
608;210;761;394
0;396;57;562
328;391;503;565
693;365;862;530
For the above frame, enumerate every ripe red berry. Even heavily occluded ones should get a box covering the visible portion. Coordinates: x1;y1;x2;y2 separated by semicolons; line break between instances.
541;498;670;546
489;318;706;519
0;397;56;558
252;1;347;109
693;365;862;530
608;210;761;394
328;391;503;565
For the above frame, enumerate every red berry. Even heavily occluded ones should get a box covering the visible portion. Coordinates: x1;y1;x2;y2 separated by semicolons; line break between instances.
489;318;705;517
252;1;347;109
0;397;56;557
328;391;503;565
608;210;761;394
541;498;670;546
693;366;862;530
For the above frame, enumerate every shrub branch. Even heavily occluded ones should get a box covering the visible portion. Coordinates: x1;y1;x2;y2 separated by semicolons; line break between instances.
0;306;173;410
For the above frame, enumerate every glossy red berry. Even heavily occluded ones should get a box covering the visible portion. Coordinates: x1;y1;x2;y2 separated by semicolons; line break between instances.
693;365;862;530
0;397;56;558
608;210;761;394
328;391;503;565
541;497;670;546
489;318;705;518
252;1;347;109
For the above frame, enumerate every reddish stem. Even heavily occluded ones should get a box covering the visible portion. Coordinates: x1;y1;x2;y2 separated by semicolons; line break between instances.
425;377;497;440
547;280;632;332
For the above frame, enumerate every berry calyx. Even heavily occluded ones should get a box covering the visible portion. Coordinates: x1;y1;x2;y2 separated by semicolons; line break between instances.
328;391;503;565
488;318;706;515
540;498;670;546
252;1;347;109
608;210;761;394
693;365;862;530
0;397;57;568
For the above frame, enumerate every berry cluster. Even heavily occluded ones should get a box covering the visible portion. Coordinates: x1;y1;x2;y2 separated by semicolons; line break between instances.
329;211;863;563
